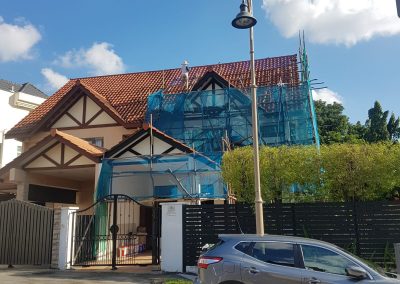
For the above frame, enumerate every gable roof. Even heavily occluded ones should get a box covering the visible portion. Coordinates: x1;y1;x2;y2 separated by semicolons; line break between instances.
105;123;219;169
106;123;197;158
191;70;235;91
0;79;47;98
0;129;105;177
21;81;126;135
6;55;299;140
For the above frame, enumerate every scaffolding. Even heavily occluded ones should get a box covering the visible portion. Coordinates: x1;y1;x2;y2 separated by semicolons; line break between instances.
95;41;320;201
96;153;226;201
145;83;319;162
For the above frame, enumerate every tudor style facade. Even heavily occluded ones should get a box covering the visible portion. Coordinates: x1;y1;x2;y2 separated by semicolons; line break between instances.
0;55;301;209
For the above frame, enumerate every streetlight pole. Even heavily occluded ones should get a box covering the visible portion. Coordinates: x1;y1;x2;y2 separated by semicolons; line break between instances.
232;0;264;236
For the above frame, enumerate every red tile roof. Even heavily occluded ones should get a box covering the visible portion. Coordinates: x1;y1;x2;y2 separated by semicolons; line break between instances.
0;130;105;178
50;129;105;157
6;55;299;140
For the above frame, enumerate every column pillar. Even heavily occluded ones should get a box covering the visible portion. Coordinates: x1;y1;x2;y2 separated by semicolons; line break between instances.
160;202;186;272
9;168;28;201
51;207;78;269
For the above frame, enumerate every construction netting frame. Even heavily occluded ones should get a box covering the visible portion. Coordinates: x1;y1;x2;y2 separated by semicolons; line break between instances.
145;84;320;160
95;153;226;201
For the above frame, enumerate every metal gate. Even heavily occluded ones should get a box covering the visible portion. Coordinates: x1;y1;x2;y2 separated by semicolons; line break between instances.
0;199;54;266
71;194;160;269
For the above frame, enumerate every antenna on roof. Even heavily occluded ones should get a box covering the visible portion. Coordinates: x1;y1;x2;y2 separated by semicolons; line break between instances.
181;60;190;91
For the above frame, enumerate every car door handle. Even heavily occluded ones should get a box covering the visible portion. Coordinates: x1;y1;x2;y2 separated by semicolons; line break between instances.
307;277;321;284
248;267;260;274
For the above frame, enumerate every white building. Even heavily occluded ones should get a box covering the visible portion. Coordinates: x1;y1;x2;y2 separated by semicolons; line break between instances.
0;79;47;168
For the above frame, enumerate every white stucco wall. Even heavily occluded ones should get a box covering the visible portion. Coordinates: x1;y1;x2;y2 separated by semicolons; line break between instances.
0;89;45;167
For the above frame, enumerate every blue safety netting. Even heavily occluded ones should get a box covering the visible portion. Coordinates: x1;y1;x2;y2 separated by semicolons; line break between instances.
95;153;226;201
146;84;319;158
94;83;319;201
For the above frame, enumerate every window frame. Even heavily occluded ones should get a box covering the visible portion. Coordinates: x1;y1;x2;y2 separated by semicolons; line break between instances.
234;240;304;269
298;243;373;280
83;137;104;147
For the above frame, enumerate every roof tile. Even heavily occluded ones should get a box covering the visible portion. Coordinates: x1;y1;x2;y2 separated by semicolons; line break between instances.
7;55;299;139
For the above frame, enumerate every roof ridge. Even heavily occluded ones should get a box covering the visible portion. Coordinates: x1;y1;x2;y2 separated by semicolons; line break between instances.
20;82;48;98
71;55;298;80
0;79;22;90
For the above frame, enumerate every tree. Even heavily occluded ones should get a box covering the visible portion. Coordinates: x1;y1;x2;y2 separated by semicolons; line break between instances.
314;100;355;144
387;113;400;141
222;143;400;203
348;121;367;141
320;143;397;201
365;101;390;142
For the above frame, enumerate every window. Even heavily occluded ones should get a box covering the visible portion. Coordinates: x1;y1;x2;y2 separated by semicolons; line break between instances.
301;245;356;276
84;137;104;147
248;242;295;267
17;145;22;156
235;242;252;254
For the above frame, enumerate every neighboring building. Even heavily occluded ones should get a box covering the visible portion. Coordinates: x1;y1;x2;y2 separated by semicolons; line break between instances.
0;80;47;168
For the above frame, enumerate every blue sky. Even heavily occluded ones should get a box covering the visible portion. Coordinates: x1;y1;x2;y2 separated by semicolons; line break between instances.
0;0;399;123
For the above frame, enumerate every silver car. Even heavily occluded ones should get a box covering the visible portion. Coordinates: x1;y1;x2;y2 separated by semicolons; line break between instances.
195;234;399;284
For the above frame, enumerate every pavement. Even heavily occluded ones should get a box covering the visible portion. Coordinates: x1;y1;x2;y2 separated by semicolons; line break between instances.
0;265;193;284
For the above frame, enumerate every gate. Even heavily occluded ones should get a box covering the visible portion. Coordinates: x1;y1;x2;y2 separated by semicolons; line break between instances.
71;194;160;269
0;199;54;266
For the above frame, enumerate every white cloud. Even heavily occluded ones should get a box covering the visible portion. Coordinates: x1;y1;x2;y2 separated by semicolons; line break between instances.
262;0;400;46
0;16;41;62
41;68;69;91
56;42;125;75
312;88;343;104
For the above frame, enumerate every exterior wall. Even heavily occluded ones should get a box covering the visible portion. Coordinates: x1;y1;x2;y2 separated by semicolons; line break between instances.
76;179;95;210
0;89;45;167
25;168;94;209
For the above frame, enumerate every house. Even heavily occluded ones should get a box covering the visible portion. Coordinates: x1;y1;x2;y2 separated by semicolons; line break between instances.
0;52;320;267
0;54;318;207
0;79;47;199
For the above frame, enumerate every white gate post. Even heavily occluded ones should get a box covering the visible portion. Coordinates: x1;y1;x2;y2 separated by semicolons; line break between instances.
395;243;400;275
160;202;187;272
58;207;78;269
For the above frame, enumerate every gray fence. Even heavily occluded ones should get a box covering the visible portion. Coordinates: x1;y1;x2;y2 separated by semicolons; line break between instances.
182;201;400;270
0;199;54;266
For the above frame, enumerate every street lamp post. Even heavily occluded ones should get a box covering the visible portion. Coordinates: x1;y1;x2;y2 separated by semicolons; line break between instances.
232;0;264;236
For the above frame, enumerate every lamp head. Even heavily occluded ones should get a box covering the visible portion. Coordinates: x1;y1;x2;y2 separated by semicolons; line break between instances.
232;1;257;29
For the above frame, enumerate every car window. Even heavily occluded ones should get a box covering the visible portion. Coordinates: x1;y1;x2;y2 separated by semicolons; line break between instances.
248;242;295;267
235;242;252;253
301;245;356;276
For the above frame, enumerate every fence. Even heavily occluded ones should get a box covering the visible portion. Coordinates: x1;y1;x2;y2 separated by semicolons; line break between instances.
182;201;400;270
0;199;54;266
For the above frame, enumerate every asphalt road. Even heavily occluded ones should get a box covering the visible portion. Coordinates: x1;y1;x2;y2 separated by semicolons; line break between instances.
0;268;189;284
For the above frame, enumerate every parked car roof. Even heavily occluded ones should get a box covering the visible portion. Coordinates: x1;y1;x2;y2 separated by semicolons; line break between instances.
218;234;341;247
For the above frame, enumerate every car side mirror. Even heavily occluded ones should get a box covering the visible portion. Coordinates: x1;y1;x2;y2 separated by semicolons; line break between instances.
346;266;368;279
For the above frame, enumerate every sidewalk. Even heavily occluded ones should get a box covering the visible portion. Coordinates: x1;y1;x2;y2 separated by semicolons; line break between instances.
0;266;192;284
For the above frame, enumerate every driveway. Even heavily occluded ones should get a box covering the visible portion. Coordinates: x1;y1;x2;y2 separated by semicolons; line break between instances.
0;267;191;284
